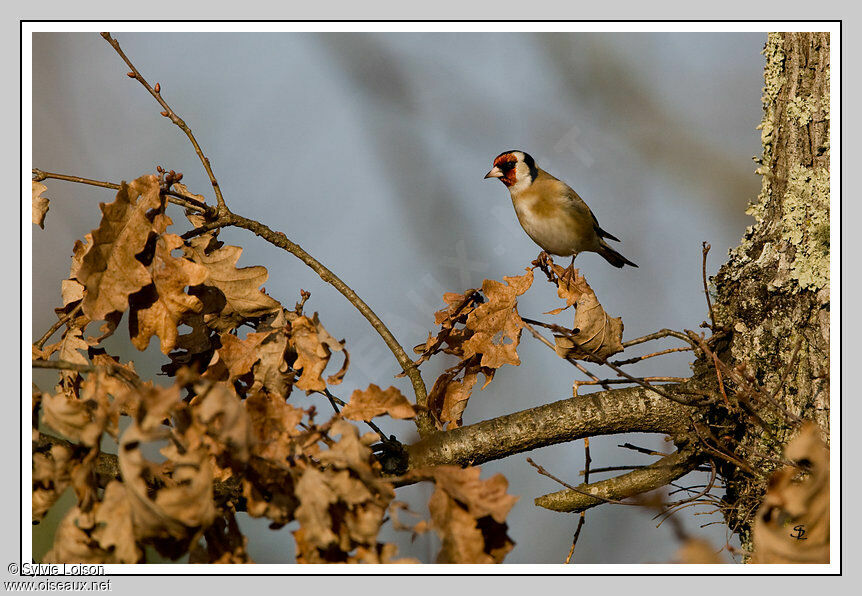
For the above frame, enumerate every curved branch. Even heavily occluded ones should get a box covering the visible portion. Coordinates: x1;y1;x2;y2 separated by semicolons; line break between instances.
91;32;433;435
406;384;695;470
534;446;701;513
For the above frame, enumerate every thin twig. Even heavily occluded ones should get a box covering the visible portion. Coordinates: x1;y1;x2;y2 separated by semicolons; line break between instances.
100;32;228;215
622;329;695;349
565;437;592;563
580;465;646;476
610;346;692;367
702;242;717;330
32;168;208;213
34;303;83;350
618;442;671;457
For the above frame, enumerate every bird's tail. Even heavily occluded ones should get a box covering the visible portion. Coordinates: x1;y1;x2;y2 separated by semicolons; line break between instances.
597;240;638;268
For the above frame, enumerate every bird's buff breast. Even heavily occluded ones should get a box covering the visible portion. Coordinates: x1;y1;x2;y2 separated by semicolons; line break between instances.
512;198;595;256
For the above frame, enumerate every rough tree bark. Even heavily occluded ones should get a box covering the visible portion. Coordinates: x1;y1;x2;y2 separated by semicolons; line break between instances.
711;31;830;552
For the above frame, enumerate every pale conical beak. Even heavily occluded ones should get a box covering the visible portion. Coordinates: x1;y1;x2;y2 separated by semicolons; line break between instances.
484;166;503;179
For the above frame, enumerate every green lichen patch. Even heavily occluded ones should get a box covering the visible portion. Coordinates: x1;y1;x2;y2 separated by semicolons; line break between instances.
781;165;830;291
786;96;818;127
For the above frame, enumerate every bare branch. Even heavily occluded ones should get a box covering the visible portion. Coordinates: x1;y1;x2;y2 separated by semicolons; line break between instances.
534;446;701;513
406;384;694;470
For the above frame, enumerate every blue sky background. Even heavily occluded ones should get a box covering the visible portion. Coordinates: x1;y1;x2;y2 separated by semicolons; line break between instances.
32;31;766;564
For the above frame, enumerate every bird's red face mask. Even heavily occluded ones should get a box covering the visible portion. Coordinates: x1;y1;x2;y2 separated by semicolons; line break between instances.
484;154;518;187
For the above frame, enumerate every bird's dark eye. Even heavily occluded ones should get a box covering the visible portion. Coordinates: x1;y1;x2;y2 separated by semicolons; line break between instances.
500;162;516;170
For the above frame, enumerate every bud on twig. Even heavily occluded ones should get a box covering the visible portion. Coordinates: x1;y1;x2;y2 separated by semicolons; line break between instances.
154;83;160;93
127;71;136;78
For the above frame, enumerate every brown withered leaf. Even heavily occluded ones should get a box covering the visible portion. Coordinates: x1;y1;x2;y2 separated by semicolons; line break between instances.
251;325;293;397
76;175;163;321
752;423;829;564
32;181;50;228
162;312;217;377
426;356;495;430
183;234;281;331
242;457;299;527
462;269;533;369
41;389;105;447
543;264;591;314
245;391;305;463
43;479;142;564
294;422;396;563
33;444;74;523
341;384;416;421
439;371;479;429
61;279;85;307
207;331;271;383
291;314;346;393
191;381;253;468
349;543;419;564
551;272;624;362
129;233;209;354
90;480;142;563
413;289;483;365
409;465;517;563
42;326;89;368
293;467;339;555
119;423;216;545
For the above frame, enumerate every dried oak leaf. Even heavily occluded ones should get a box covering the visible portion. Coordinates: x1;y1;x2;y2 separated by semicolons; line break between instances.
413;290;483;365
245;391;305;462
206;331;271;383
76;175;163;321
190;381;253;468
551;269;624;361
42;326;89;369
439;370;480;428
294;421;396;563
33;444;74;523
408;465;518;563
42;480;141;564
291;314;347;393
32;181;50;228
129;233;209;354
341;384;416;421
183;234;282;332
462;269;533;368
543;263;591;314
119;422;216;546
90;480;142;563
41;388;105;448
751;423;829;564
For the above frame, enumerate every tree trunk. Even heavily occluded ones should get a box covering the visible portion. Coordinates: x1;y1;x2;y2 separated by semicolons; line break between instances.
711;32;830;553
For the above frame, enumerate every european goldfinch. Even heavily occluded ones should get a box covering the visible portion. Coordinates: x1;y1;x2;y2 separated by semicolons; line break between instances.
484;150;638;269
